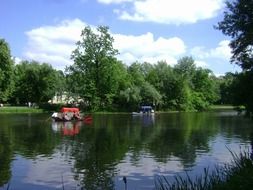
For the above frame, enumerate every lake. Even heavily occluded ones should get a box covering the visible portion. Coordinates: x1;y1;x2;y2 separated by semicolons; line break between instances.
0;111;253;190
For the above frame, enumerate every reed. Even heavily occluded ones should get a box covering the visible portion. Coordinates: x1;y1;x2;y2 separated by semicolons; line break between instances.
155;149;253;190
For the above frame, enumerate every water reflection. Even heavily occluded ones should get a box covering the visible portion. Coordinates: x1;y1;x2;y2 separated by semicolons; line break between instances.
52;121;82;136
0;132;12;187
0;112;252;189
132;114;155;127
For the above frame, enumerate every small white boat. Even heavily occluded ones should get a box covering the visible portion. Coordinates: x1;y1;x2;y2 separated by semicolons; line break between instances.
132;106;155;115
132;112;143;115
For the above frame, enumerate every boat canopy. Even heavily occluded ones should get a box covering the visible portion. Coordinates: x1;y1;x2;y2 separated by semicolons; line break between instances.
140;106;153;112
60;107;80;113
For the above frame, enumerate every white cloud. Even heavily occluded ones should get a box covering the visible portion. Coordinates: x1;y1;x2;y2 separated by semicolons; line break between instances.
191;40;232;61
98;0;133;4
195;60;208;68
24;19;86;70
13;57;22;65
100;0;225;24
210;40;232;60
190;46;209;59
113;32;186;65
24;19;186;70
117;52;137;64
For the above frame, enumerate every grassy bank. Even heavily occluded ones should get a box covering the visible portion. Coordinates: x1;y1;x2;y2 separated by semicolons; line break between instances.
210;105;246;112
155;150;253;190
0;106;44;113
210;105;235;110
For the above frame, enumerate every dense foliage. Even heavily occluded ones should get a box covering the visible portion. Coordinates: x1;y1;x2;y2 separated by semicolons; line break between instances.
10;60;65;105
0;39;14;102
216;0;253;115
67;26;125;110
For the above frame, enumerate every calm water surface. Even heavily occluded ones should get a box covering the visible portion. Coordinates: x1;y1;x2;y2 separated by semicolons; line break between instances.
0;111;253;190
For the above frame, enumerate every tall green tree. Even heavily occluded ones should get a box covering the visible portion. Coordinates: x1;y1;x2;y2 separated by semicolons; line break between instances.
174;56;196;81
119;85;141;111
140;81;162;106
216;0;253;114
216;0;253;70
117;62;147;111
68;25;120;110
0;39;14;102
174;56;219;110
127;62;162;109
191;68;219;110
173;57;196;110
145;61;178;109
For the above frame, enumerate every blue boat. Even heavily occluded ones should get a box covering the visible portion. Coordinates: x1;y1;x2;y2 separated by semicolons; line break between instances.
132;106;155;115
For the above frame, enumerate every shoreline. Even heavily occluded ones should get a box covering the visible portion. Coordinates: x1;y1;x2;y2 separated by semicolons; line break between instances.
0;105;237;114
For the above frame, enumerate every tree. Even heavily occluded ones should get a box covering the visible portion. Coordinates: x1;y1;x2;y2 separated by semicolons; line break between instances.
68;25;120;110
12;61;64;104
218;72;236;104
216;0;253;70
145;61;177;109
140;81;162;106
127;62;146;86
118;86;142;111
173;57;219;110
231;71;253;114
0;39;14;102
191;68;220;109
126;62;162;109
173;57;196;110
174;56;196;80
216;0;253;114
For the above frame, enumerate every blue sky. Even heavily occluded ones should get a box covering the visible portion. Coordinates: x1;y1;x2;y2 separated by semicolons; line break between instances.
0;0;241;75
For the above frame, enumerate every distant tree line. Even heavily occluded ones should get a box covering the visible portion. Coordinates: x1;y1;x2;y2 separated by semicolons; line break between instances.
0;36;220;112
0;0;252;114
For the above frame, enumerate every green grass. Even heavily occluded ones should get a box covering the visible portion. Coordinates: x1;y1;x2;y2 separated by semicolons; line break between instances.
155;149;253;190
0;106;44;113
210;105;236;110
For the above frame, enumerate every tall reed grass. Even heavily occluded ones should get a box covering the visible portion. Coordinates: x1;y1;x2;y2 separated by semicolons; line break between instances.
155;149;253;190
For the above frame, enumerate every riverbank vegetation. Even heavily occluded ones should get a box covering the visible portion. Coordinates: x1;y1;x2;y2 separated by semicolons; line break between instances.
155;149;253;190
0;106;43;113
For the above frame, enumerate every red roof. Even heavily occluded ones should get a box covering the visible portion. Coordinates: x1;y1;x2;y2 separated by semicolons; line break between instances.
60;107;80;113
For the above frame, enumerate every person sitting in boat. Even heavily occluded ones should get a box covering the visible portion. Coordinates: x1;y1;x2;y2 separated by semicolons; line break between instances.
52;112;58;119
63;112;71;121
73;111;81;120
52;112;64;120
